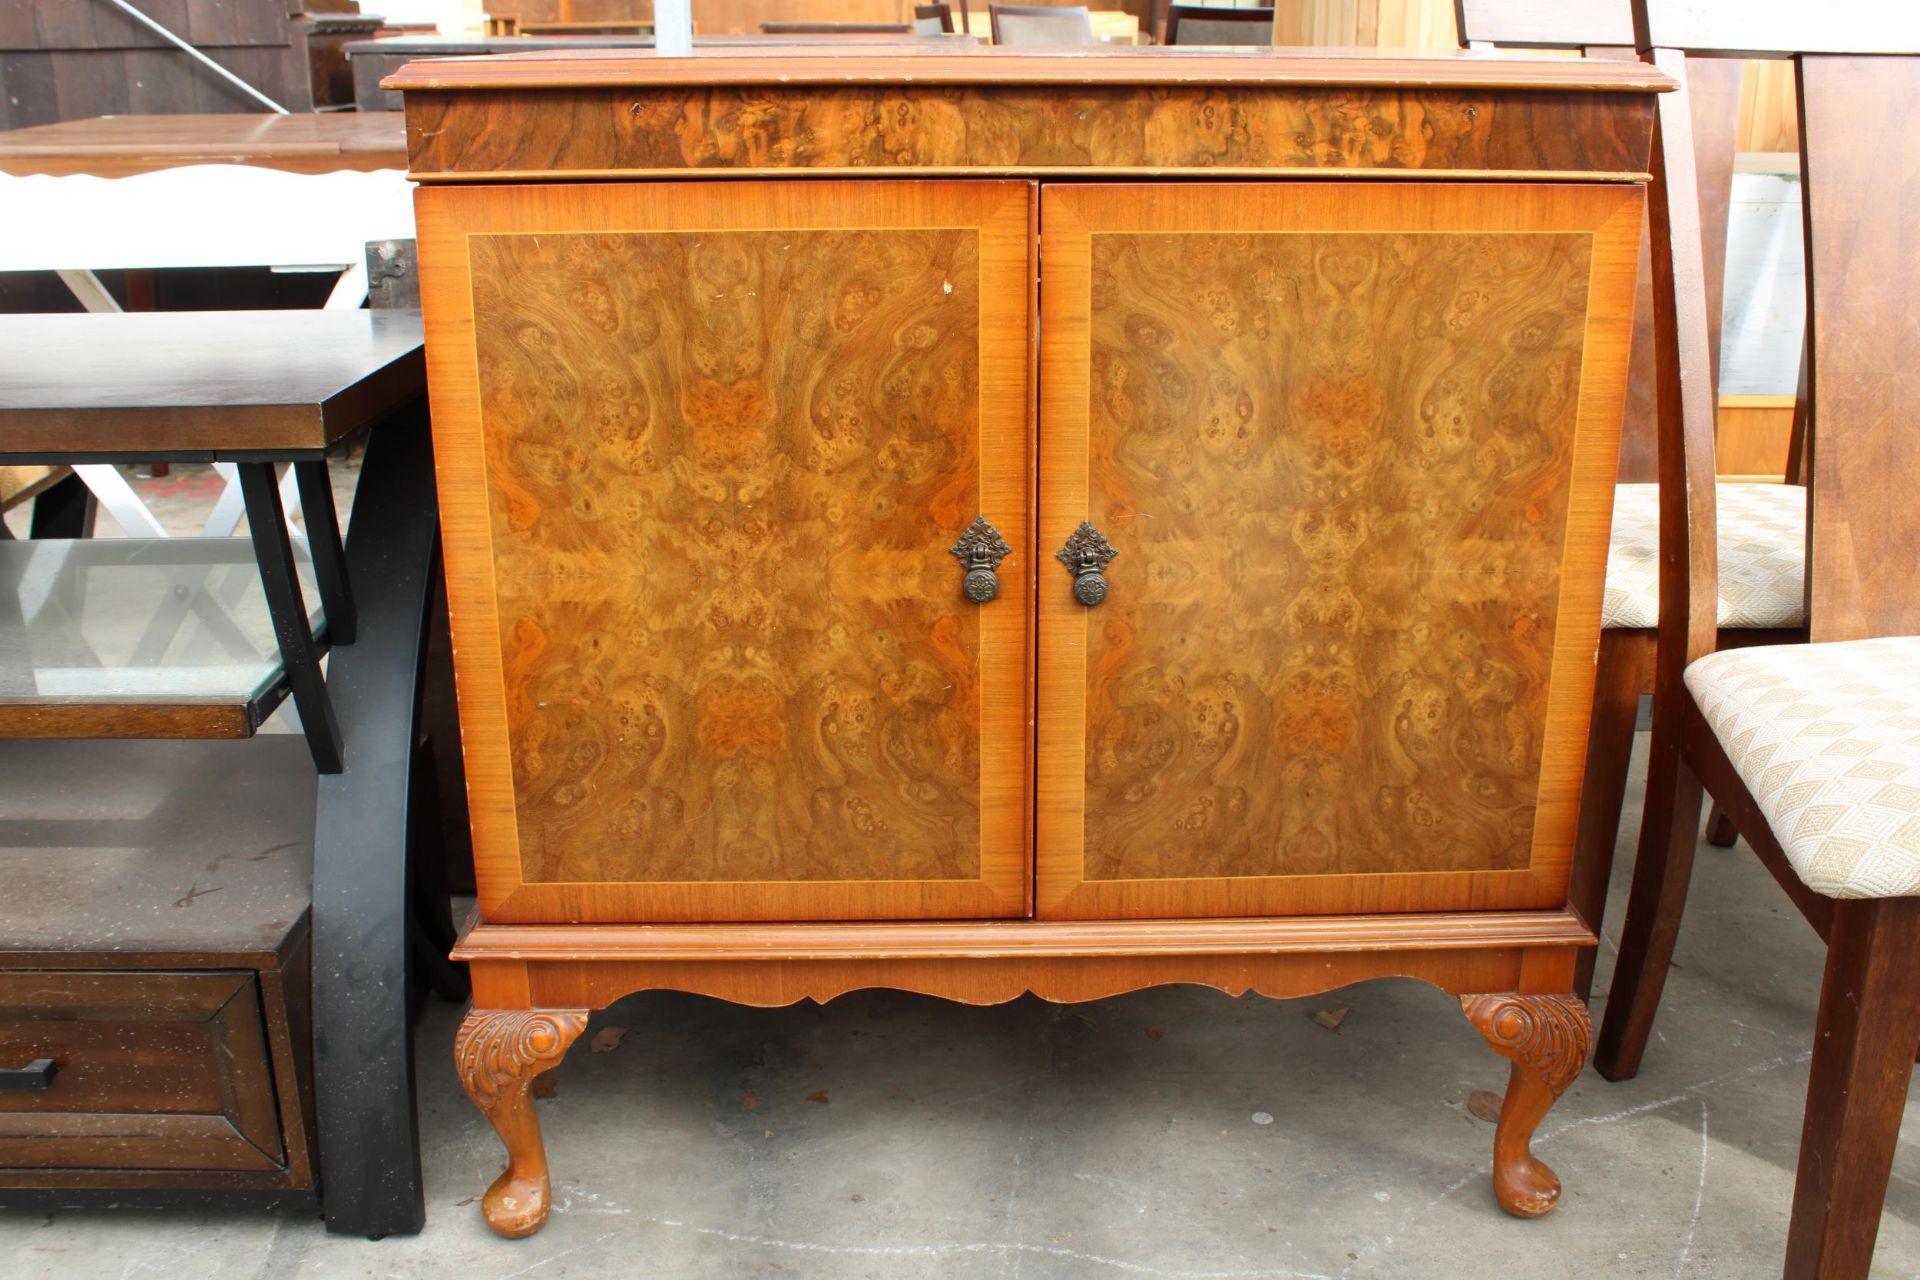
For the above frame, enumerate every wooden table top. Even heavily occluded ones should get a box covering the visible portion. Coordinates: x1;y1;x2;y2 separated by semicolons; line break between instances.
0;310;425;460
0;113;409;178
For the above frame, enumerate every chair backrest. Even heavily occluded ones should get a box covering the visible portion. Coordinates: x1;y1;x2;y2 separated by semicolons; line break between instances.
989;4;1096;45
914;3;955;34
1453;0;1632;48
1455;0;1738;487
1629;1;1920;650
1165;4;1274;46
1791;55;1920;642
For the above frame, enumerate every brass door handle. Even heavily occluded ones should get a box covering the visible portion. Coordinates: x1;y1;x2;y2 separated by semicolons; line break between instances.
950;515;1012;603
1056;521;1116;607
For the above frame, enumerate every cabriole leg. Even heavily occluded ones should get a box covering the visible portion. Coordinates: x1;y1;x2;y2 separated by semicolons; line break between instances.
454;1009;590;1238
1460;993;1593;1217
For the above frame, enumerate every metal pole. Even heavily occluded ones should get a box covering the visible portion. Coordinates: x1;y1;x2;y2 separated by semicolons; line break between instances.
97;0;290;114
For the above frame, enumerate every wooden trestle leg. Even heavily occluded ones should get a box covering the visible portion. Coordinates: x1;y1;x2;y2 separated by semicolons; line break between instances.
1460;993;1593;1217
454;1009;591;1238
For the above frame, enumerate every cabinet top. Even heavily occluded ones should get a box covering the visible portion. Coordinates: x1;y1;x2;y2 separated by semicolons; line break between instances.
382;44;1675;95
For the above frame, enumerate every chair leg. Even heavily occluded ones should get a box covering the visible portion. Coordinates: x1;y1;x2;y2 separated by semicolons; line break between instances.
1784;897;1920;1280
1594;706;1706;1081
1704;801;1739;847
1569;629;1649;999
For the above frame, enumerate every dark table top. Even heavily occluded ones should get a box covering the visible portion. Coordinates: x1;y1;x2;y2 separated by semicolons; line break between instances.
0;310;425;461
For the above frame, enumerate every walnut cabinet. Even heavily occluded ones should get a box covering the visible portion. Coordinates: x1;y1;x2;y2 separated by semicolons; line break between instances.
392;46;1669;1239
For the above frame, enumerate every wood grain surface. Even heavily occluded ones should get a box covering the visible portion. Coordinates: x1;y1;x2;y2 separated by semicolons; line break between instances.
473;225;985;885
1038;182;1642;919
454;907;1596;961
1799;56;1920;643
384;45;1676;92
457;907;1592;1012
400;83;1655;182
418;180;1032;923
0;970;284;1173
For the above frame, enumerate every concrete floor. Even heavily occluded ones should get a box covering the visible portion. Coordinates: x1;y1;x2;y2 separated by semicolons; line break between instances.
4;470;1918;1278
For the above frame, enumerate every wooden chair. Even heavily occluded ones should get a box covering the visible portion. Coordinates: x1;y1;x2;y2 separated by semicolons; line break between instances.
1164;3;1274;45
1595;4;1920;1275
1455;0;1807;998
914;2;955;33
988;3;1096;45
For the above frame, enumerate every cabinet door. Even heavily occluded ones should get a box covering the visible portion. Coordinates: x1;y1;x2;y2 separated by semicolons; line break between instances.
1037;182;1641;919
417;181;1033;923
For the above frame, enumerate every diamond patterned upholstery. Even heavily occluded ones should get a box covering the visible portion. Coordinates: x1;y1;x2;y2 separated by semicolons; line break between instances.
1601;482;1807;630
1686;637;1920;898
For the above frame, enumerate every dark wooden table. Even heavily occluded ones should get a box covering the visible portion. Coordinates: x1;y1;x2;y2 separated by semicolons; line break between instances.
1;311;425;460
0;308;457;1235
0;736;320;1207
0;113;408;178
0;310;425;760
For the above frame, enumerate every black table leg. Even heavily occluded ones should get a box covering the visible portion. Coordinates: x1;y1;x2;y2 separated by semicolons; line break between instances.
310;403;440;1239
28;473;97;539
294;460;356;645
239;462;342;774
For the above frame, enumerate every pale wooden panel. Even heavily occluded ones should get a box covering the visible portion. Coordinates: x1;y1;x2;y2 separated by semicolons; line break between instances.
1716;395;1794;481
1738;59;1798;154
1375;0;1458;50
1036;181;1642;920
1272;0;1457;49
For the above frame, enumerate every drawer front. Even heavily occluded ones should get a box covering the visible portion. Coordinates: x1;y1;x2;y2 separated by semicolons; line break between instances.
418;180;1034;923
1037;182;1642;919
0;971;283;1171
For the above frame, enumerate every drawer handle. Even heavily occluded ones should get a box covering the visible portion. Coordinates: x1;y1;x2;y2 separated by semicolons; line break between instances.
949;515;1012;604
1056;521;1117;607
0;1058;56;1090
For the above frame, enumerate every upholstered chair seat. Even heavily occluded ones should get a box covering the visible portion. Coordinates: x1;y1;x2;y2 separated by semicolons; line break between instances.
1684;636;1920;898
1602;482;1807;630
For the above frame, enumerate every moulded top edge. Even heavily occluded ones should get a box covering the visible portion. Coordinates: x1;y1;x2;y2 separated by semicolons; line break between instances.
382;45;1677;95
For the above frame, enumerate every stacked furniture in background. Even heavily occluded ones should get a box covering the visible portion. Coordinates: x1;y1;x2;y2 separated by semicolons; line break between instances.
0;0;383;127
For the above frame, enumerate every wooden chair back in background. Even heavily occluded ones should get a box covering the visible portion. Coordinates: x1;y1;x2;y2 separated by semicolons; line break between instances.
988;3;1097;44
914;3;957;33
1593;4;1920;1273
1164;4;1275;45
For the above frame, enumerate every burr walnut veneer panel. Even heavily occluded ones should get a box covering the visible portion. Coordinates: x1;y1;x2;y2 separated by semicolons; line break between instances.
1038;182;1642;919
398;82;1655;182
418;181;1033;923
